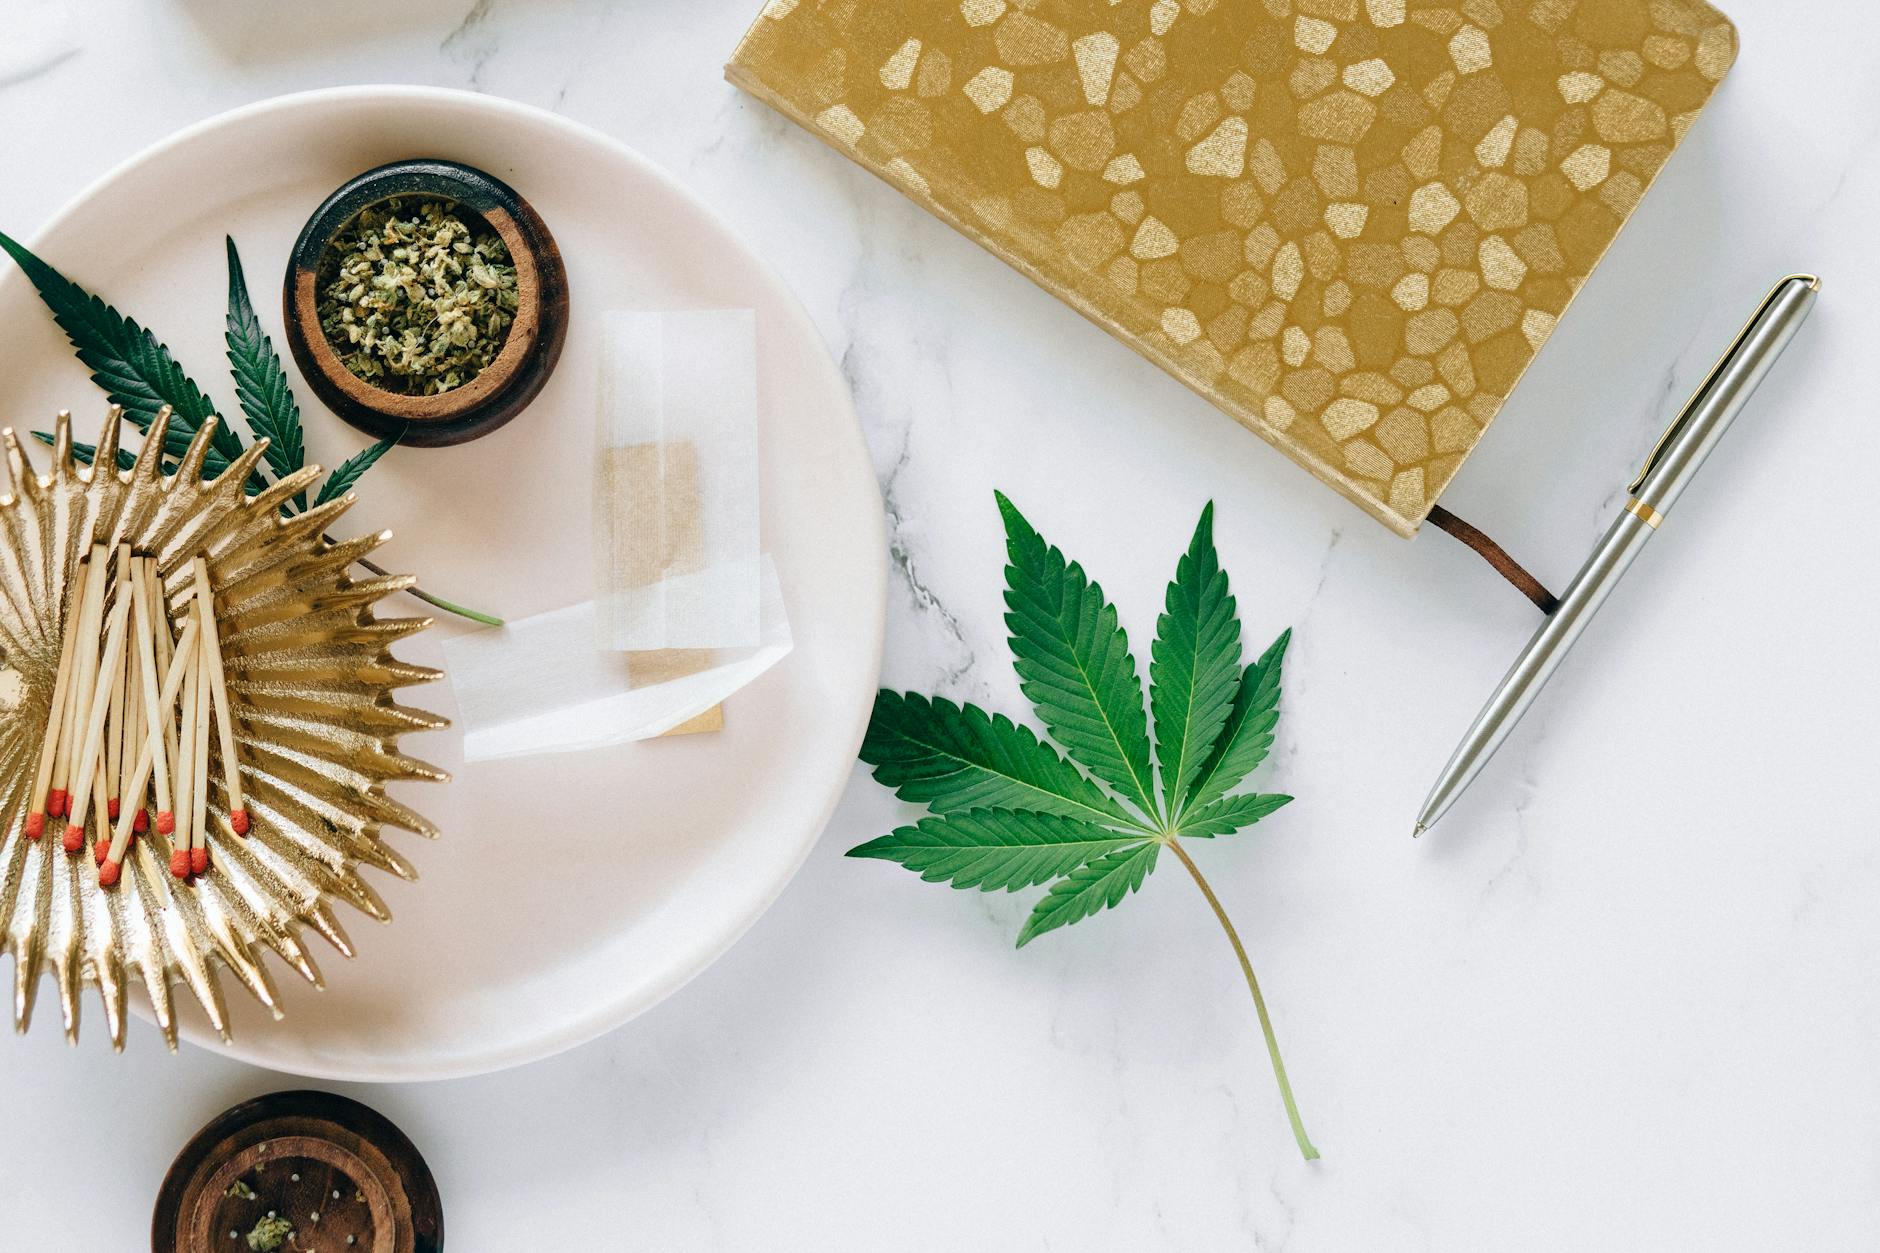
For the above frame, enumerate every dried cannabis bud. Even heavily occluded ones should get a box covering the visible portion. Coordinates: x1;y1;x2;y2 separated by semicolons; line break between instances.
225;1178;257;1200
317;196;519;396
246;1213;294;1251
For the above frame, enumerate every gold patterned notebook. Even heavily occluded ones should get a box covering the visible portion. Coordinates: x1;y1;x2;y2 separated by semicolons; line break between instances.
728;0;1736;535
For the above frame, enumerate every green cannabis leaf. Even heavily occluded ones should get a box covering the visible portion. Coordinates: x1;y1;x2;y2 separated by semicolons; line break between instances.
861;693;1137;828
0;227;500;625
313;430;401;507
850;494;1318;1160
224;235;309;510
0;228;222;442
999;495;1160;818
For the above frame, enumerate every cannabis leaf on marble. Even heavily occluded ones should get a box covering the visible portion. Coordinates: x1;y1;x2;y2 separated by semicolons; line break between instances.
0;228;498;625
850;494;1318;1160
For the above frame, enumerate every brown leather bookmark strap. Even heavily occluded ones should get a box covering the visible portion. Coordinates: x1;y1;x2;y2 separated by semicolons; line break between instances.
1426;505;1560;616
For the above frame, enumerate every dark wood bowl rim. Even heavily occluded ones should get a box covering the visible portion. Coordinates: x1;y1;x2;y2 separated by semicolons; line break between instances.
151;1089;443;1253
285;158;561;433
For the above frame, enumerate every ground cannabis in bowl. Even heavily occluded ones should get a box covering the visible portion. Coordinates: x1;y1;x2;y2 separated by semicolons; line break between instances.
317;196;520;396
245;1213;294;1252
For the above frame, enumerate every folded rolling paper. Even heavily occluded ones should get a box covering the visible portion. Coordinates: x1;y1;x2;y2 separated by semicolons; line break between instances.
443;556;792;762
443;306;787;760
596;309;761;650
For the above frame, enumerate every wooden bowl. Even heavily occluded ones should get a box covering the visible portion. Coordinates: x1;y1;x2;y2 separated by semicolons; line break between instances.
284;158;570;447
152;1090;443;1253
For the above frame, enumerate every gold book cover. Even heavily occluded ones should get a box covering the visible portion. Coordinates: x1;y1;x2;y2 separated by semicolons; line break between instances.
728;0;1736;535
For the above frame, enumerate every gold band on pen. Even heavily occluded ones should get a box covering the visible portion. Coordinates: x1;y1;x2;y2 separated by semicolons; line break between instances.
1624;497;1664;529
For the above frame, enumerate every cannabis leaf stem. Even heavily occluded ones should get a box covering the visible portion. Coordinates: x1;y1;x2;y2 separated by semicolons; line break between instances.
353;553;505;628
1165;836;1318;1160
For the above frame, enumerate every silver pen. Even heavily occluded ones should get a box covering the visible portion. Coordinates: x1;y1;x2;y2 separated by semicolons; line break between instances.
1414;274;1821;837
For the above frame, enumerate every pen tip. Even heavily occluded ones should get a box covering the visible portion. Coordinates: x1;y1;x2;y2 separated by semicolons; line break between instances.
1412;821;1427;839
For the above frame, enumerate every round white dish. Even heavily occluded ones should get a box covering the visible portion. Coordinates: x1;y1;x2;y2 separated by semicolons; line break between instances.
0;86;886;1080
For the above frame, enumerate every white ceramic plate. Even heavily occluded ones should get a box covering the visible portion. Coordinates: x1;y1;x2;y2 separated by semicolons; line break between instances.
0;87;885;1080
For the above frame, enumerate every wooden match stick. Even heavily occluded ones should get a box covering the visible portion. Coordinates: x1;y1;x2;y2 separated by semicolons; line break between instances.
62;568;133;853
169;620;199;881
192;558;247;836
86;741;111;871
51;546;107;818
59;545;110;815
153;615;192;834
47;558;88;821
145;559;171;669
143;559;181;781
136;561;168;839
96;572;170;864
99;614;196;886
104;558;128;821
122;609;146;834
106;544;132;814
189;601;212;876
119;555;142;825
24;557;87;838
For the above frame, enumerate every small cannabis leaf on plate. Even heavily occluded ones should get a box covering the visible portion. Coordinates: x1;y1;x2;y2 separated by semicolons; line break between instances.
0;228;498;625
852;493;1318;1159
224;235;309;507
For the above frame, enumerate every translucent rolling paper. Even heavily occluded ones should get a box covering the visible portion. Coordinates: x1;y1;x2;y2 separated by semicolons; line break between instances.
596;309;760;650
442;558;792;762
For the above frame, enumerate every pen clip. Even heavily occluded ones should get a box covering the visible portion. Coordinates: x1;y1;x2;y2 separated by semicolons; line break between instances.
1627;404;1687;497
1627;274;1819;495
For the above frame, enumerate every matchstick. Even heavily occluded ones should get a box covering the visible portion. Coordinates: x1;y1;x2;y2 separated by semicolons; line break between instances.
143;559;180;782
51;546;108;818
106;545;133;815
134;574;175;837
192;558;247;836
86;742;111;871
24;556;87;838
169;621;198;881
97;573;170;864
47;560;86;821
135;560;167;837
60;545;110;815
99;615;196;886
189;601;212;876
104;569;127;822
62;569;133;854
119;558;142;825
123;612;146;834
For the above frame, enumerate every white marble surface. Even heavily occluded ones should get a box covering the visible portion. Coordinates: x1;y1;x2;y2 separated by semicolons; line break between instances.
3;1;1877;1247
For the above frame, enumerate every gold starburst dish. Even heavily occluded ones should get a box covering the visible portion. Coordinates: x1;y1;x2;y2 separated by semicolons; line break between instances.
0;407;447;1050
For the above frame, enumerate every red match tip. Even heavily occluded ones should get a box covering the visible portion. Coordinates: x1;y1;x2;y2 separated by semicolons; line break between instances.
62;824;84;853
190;847;209;875
133;809;149;834
156;811;174;835
169;850;190;879
107;798;120;820
99;860;121;887
24;813;43;840
230;810;250;836
48;790;66;818
94;839;108;867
